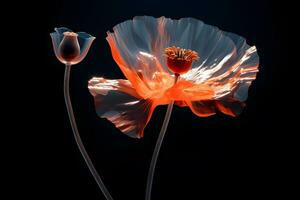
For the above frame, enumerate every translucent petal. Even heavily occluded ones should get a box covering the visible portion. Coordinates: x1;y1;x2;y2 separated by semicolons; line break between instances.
51;28;73;56
186;101;216;117
76;34;95;64
77;32;94;39
88;77;156;138
201;46;259;100
106;16;174;98
185;99;245;117
50;32;64;62
163;78;215;103
54;27;72;34
215;100;245;116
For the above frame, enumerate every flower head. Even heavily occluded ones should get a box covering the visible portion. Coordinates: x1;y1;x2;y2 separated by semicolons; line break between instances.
165;46;199;75
50;27;95;65
88;16;259;138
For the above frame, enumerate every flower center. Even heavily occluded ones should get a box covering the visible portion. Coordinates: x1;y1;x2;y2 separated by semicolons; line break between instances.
165;46;199;61
63;31;78;37
164;46;199;75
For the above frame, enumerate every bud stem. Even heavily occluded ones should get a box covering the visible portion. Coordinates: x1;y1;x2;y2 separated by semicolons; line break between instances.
64;64;114;200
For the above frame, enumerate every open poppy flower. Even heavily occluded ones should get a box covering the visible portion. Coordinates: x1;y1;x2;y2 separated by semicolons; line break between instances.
88;16;259;139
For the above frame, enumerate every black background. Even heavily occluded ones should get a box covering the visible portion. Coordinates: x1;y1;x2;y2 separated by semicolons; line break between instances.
10;0;287;199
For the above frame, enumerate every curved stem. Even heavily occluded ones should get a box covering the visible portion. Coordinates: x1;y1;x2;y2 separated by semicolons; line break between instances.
64;64;114;200
145;75;179;200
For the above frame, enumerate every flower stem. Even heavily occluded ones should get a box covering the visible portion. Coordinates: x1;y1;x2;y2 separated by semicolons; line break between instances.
145;75;179;200
64;64;114;200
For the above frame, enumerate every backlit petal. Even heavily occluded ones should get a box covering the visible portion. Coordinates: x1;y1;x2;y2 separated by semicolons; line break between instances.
88;77;156;138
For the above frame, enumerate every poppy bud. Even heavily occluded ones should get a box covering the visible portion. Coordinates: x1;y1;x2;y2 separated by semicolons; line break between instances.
59;32;80;63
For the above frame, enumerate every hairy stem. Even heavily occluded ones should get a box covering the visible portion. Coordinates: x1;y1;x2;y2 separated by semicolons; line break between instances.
145;75;179;200
64;64;114;200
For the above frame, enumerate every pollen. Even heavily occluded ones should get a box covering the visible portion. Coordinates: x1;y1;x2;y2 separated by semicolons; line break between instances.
164;46;199;62
63;31;78;37
164;46;199;75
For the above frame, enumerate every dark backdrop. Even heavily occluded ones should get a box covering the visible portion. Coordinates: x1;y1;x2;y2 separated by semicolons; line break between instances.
14;0;285;199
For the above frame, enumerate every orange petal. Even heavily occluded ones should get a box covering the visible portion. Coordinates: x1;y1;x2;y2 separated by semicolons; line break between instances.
88;77;156;138
169;79;246;117
215;100;245;117
186;99;245;117
186;100;216;117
